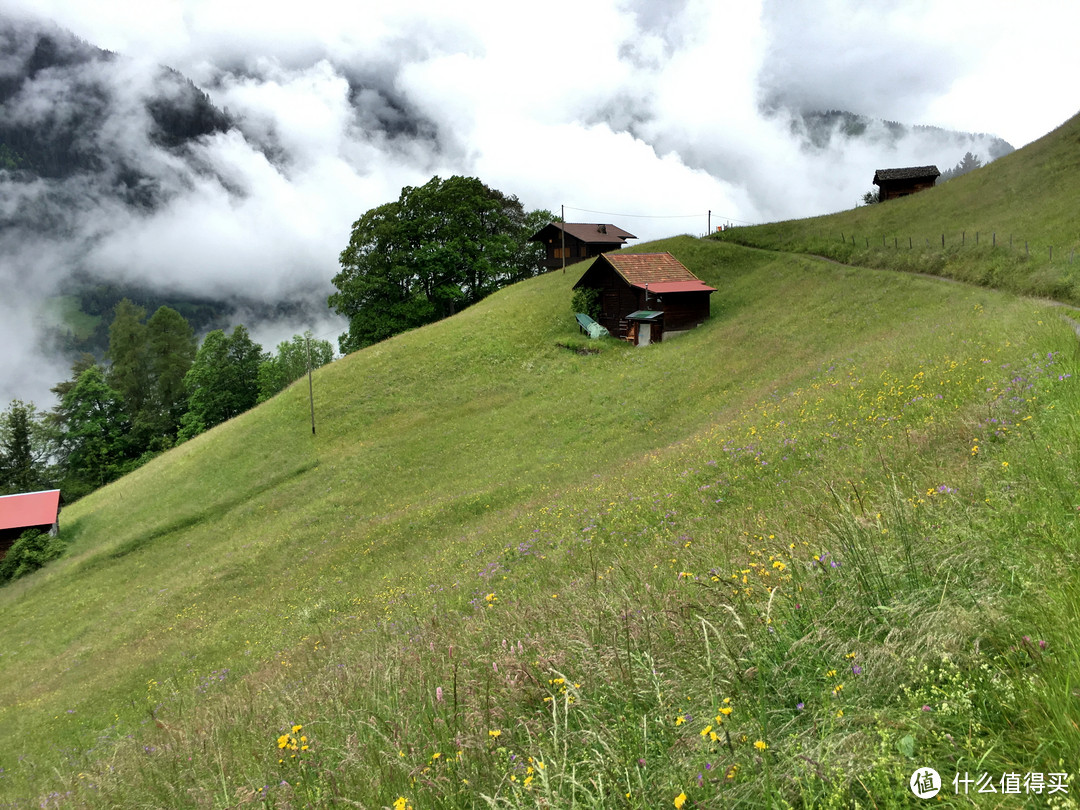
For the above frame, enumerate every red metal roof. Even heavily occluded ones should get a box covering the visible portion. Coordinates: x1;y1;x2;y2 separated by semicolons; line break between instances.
633;280;717;293
0;490;61;532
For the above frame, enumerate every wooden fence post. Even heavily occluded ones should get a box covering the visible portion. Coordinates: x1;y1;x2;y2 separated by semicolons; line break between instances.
993;232;996;247
941;234;945;248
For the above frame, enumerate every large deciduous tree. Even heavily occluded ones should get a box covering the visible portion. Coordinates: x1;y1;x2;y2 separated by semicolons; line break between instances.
56;365;129;492
179;326;264;440
329;176;551;353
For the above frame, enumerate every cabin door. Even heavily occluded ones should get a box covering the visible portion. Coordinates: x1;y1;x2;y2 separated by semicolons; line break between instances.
638;322;652;346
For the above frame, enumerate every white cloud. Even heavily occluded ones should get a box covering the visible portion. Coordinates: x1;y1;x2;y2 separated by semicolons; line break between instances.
2;0;1080;406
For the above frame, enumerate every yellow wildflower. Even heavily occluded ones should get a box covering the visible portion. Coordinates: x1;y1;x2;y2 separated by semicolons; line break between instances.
754;740;768;751
674;792;688;808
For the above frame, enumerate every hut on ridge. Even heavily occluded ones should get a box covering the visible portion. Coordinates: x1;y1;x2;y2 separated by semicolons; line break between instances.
573;252;716;345
529;223;636;270
872;166;940;201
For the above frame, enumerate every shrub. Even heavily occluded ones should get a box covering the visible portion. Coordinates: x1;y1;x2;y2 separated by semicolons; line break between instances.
0;529;66;584
570;287;601;319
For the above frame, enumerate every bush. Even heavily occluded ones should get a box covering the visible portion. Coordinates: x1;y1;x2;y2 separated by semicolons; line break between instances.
0;529;66;584
570;287;601;319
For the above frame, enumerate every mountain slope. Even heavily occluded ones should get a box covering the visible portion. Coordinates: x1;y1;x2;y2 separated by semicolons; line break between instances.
718;110;1080;301
2;222;1078;806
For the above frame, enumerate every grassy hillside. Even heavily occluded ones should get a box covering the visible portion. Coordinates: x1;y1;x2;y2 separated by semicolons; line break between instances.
717;111;1080;303
5;112;1080;806
2;233;1077;808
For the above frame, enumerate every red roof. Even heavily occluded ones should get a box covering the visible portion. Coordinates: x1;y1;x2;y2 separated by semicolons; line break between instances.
0;490;61;532
633;280;717;294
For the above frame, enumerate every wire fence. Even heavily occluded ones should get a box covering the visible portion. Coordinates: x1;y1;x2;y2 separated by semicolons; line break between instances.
836;230;1079;264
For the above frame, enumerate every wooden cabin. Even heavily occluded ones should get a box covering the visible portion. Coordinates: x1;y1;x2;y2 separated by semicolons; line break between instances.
530;223;636;270
0;489;60;559
872;166;940;201
573;252;716;343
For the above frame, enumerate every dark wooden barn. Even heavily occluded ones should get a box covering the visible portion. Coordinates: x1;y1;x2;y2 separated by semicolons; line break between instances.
573;252;716;343
530;223;636;270
0;489;60;559
872;166;940;201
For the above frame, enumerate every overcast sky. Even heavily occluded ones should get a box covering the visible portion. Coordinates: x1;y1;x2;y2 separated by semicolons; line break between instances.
2;0;1080;406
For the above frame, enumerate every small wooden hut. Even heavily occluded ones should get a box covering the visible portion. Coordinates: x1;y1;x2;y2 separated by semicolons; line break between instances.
530;223;636;270
872;166;940;201
573;252;716;343
0;489;60;559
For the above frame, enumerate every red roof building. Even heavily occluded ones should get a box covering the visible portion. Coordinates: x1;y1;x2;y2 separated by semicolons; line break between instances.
0;489;61;558
529;223;636;270
573;252;716;343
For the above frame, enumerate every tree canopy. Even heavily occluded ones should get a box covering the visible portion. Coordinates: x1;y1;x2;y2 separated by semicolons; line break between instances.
329;176;551;353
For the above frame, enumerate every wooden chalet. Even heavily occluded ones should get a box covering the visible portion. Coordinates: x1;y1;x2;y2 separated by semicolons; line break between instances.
0;489;60;559
530;223;636;270
573;252;716;344
872;166;940;201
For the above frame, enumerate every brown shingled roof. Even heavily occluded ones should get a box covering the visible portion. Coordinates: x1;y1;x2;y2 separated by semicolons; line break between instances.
530;222;636;245
873;166;940;184
602;252;699;286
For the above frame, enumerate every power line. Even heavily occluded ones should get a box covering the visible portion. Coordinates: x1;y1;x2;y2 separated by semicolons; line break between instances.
563;205;702;219
563;204;756;226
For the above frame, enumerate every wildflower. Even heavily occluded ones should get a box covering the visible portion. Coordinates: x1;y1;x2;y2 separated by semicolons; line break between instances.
700;724;713;737
675;715;686;726
436;686;444;703
674;791;688;808
796;702;804;711
754;740;768;751
719;706;733;716
726;764;740;779
488;729;501;739
851;664;863;675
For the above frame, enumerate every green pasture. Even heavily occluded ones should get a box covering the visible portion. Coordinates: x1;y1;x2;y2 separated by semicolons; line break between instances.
2;117;1080;808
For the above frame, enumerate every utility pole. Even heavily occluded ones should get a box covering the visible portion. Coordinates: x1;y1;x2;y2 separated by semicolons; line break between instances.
561;204;566;274
707;210;711;235
306;334;315;436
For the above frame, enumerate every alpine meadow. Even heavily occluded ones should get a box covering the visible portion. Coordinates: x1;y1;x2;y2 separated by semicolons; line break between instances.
5;112;1080;809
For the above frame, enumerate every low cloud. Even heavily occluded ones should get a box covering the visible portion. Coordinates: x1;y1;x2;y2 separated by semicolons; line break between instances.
1;0;1077;407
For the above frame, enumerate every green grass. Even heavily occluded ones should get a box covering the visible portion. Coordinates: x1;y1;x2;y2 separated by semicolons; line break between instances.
4;133;1080;806
717;111;1080;303
38;295;102;341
